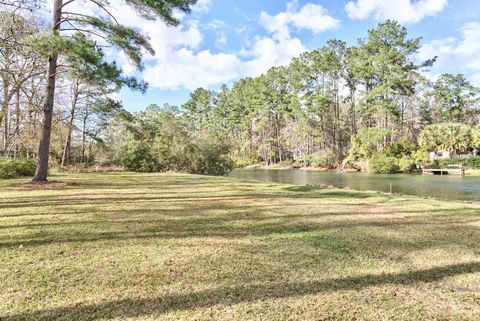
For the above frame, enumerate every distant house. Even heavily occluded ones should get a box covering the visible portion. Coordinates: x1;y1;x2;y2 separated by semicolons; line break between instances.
429;149;479;161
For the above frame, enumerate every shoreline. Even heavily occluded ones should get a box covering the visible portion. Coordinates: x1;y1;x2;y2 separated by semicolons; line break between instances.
241;165;480;176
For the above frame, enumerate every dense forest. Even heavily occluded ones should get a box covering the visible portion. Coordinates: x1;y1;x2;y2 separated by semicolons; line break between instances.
1;2;479;179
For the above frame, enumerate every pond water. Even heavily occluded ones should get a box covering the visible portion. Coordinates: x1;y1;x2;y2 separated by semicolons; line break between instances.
230;168;480;202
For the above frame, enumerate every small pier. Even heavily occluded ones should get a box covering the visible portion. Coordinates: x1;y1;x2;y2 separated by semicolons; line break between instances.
422;165;465;176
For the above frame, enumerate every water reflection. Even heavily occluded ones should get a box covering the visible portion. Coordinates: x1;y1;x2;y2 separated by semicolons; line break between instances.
230;168;480;202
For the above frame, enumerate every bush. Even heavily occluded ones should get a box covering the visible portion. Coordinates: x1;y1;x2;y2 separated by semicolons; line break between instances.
412;150;429;164
307;152;336;168
13;159;37;176
465;156;480;169
188;139;234;176
385;138;415;158
369;154;400;174
232;156;257;168
0;162;17;179
398;156;415;172
473;125;480;148
121;140;158;172
0;158;36;179
438;156;480;169
122;137;234;176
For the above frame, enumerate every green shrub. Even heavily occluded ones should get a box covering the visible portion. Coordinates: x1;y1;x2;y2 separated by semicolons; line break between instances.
473;125;480;148
122;137;234;176
412;150;429;164
121;140;158;172
307;152;336;168
344;128;396;167
465;156;480;169
232;156;257;168
438;156;480;169
0;158;36;179
385;138;415;158
13;159;37;176
398;156;415;172
186;139;234;176
0;162;17;179
369;154;400;174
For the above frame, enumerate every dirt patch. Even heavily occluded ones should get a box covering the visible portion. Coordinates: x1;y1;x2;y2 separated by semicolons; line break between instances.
15;181;76;190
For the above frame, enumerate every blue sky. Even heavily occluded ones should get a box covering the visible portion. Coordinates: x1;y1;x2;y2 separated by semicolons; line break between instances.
114;0;480;111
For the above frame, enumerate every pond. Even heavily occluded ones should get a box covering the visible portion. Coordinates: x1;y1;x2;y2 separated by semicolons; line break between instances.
230;168;480;202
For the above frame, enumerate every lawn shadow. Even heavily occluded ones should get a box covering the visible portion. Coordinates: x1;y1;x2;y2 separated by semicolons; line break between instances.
4;261;480;321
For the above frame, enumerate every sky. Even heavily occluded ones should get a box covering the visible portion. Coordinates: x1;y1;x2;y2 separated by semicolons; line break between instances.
88;0;480;111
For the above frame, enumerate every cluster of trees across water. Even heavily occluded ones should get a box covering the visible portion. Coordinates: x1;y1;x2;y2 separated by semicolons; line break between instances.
1;0;479;179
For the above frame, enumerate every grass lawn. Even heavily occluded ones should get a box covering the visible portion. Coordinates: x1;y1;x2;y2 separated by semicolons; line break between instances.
1;172;480;320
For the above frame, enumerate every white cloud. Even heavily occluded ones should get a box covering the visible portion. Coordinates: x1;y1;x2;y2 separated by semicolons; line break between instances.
456;22;480;69
260;1;339;39
234;26;247;34
141;28;306;90
206;19;225;29
242;36;306;77
471;73;480;86
290;3;340;33
416;38;457;66
112;1;310;90
117;51;137;76
417;21;480;84
191;0;212;13
143;49;242;90
418;22;480;70
345;0;448;24
67;0;311;90
215;31;227;47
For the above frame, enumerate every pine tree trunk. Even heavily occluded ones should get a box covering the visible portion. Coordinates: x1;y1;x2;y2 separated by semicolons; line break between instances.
33;0;62;181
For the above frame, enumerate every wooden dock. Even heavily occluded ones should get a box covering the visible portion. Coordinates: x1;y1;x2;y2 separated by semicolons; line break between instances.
422;166;465;176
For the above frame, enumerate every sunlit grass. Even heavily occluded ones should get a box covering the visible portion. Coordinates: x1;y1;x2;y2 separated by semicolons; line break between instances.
1;172;479;320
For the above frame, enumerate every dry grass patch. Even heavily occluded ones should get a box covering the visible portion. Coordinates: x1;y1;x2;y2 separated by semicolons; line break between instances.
14;181;74;190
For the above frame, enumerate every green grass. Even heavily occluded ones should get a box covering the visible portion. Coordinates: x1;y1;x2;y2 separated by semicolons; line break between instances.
1;172;480;320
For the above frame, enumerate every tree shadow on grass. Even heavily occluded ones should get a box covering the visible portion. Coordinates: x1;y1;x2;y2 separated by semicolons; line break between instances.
2;215;479;260
4;261;480;321
280;185;385;200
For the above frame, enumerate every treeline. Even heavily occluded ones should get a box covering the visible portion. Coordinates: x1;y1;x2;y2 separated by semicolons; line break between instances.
170;20;480;172
2;4;480;179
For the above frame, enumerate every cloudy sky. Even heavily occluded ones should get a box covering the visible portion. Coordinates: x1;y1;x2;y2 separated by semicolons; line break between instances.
88;0;480;111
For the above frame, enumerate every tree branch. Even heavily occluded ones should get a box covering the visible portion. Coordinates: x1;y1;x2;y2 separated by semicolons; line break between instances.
84;0;119;25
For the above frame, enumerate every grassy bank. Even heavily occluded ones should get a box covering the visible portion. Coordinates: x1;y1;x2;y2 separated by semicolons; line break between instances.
1;172;480;320
466;169;480;176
